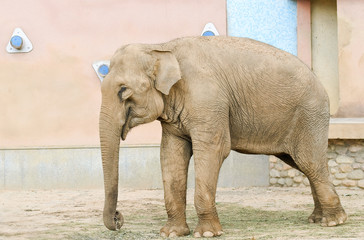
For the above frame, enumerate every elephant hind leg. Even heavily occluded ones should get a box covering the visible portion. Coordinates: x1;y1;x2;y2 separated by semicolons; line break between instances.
275;154;325;223
289;138;347;227
307;179;347;226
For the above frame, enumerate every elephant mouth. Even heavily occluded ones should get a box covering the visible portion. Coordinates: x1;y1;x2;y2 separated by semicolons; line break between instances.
121;107;132;141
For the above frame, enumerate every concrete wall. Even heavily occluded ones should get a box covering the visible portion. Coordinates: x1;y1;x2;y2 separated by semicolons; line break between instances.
0;0;271;190
0;147;269;189
3;0;364;190
0;0;226;148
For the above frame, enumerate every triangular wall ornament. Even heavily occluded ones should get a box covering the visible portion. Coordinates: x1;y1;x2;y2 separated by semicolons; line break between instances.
201;23;219;36
92;60;110;82
6;28;33;53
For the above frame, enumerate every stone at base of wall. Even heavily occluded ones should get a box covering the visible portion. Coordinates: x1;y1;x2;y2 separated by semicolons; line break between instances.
269;139;364;189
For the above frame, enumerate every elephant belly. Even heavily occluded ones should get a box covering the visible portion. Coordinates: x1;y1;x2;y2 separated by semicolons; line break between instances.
229;117;292;156
230;136;284;155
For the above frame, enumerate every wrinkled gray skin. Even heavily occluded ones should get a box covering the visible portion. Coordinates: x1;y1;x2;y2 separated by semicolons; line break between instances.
99;36;347;238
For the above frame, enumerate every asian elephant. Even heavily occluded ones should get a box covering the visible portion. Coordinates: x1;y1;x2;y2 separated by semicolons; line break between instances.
99;36;347;237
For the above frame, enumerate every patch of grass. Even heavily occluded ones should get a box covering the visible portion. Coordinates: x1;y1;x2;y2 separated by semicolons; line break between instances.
217;203;364;240
217;205;304;239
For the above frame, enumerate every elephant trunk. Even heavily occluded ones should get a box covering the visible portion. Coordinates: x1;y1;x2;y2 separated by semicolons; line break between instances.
99;105;124;230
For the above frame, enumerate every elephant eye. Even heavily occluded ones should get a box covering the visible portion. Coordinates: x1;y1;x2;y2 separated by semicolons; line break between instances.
118;87;127;101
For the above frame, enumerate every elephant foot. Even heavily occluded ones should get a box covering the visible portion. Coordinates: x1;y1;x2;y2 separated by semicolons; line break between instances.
309;207;347;227
308;207;323;223
160;220;190;237
194;219;223;238
320;208;347;227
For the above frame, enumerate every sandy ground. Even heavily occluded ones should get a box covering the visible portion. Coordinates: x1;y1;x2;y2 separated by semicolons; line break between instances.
1;187;363;240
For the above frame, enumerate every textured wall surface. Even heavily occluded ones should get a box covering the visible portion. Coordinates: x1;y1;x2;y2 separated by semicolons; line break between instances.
336;0;364;117
227;0;297;55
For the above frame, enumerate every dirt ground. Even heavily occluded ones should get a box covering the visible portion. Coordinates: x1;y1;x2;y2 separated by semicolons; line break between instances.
1;187;363;240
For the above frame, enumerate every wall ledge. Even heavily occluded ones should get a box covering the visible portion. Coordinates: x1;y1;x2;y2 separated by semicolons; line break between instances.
329;118;364;139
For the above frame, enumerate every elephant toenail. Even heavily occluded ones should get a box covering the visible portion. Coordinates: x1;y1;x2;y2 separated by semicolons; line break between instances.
203;231;214;237
169;232;177;237
194;232;202;238
328;221;337;227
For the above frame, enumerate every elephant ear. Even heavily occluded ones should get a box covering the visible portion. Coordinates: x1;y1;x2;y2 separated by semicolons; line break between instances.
151;50;181;95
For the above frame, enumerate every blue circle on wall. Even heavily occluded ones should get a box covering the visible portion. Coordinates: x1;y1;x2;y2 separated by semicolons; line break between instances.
10;35;23;49
202;31;215;36
98;64;109;77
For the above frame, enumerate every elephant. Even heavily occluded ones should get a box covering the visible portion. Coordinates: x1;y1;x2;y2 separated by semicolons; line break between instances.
99;36;347;237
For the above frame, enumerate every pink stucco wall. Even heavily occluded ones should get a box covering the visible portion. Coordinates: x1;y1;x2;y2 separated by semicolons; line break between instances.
297;0;311;68
0;0;226;148
2;0;364;148
336;0;364;117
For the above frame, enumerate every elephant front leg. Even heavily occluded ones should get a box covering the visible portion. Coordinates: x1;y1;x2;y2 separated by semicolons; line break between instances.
192;131;230;238
159;128;192;237
193;158;224;238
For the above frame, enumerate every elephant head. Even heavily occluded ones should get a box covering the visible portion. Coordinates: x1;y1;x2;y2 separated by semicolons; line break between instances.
99;44;181;230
